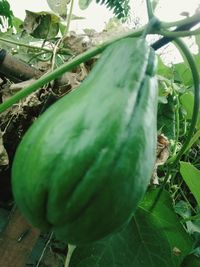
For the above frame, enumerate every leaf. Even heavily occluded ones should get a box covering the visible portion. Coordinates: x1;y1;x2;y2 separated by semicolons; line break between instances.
157;56;173;79
79;0;93;10
69;189;192;267
180;162;200;206
47;0;70;18
173;62;193;87
12;16;23;33
157;95;176;139
23;10;60;39
188;129;200;149
180;92;200;129
0;0;13;27
95;0;130;19
174;200;191;219
175;201;200;236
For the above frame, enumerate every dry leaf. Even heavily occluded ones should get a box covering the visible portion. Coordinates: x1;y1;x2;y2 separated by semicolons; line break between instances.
0;131;9;166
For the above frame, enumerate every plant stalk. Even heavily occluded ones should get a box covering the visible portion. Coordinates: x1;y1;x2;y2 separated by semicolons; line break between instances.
0;27;144;113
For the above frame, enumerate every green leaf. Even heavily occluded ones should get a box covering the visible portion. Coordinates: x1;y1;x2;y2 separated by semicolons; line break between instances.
69;189;192;267
79;0;93;10
95;0;130;19
157;95;176;139
23;10;60;39
180;162;200;206
188;129;200;149
175;201;200;236
47;0;70;18
157;56;173;79
174;200;191;219
180;92;200;129
0;0;13;27
173;62;193;87
12;16;23;33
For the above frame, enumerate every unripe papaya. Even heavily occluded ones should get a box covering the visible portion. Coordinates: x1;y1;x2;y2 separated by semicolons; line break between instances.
12;38;158;245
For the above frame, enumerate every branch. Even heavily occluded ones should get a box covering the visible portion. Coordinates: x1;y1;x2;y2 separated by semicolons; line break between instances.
0;50;42;82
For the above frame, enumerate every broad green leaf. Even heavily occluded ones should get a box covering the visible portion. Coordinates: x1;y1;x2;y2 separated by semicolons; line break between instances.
157;56;172;79
174;200;191;219
188;129;200;149
180;162;200;206
79;0;93;10
69;189;192;267
12;16;23;33
47;0;70;18
173;62;193;87
0;0;13;27
157;95;175;139
174;201;200;237
0;31;38;59
23;10;60;39
180;92;200;129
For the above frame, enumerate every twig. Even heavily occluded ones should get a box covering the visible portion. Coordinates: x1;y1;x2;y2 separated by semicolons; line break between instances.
35;232;53;267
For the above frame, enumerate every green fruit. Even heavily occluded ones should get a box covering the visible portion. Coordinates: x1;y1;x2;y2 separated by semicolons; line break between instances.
12;38;158;245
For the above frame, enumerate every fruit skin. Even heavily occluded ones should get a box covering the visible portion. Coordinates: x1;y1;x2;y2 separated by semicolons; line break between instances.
12;38;158;245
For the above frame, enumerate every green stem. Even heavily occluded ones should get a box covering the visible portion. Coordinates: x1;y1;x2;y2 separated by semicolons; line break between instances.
65;0;75;36
141;16;160;38
179;186;197;214
181;213;200;222
179;119;187;137
159;28;200;37
146;0;154;20
0;27;144;113
171;91;180;156
64;245;76;267
0;12;199;113
0;37;70;55
51;0;75;70
160;12;200;29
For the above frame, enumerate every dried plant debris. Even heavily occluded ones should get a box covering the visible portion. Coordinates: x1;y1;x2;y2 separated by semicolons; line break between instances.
62;20;129;56
1;79;39;103
63;32;91;54
151;134;170;185
0;131;9;166
156;134;170;166
53;65;88;95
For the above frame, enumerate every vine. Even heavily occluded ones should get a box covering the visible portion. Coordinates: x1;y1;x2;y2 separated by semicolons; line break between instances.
0;12;200;113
